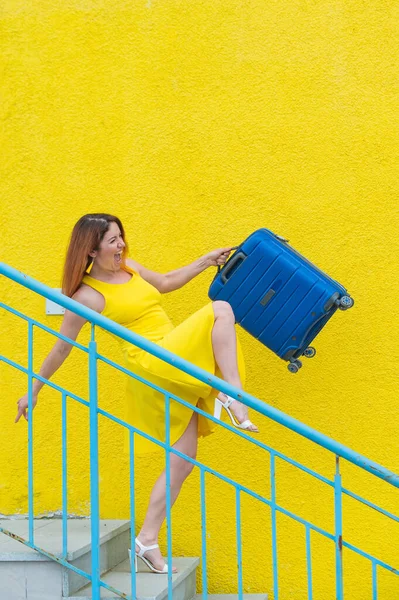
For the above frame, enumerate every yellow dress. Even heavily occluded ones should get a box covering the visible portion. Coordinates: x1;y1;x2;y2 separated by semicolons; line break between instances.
82;266;245;454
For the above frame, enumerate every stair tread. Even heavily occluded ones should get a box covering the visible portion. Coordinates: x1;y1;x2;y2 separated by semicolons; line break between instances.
67;556;199;599
0;518;129;561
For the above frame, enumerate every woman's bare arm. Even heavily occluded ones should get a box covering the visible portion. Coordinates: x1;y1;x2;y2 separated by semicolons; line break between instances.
31;310;87;397
127;247;233;293
15;286;103;422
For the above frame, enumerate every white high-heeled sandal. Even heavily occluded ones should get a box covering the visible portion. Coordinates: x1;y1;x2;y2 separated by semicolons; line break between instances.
128;538;174;574
214;395;259;432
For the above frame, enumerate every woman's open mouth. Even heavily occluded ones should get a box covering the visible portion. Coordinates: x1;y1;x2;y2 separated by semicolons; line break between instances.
114;252;122;264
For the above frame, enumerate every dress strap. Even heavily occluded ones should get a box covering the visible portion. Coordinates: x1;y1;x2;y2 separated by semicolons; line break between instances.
81;273;105;293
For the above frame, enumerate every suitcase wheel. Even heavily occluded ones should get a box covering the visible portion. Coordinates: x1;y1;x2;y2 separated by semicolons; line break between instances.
337;295;354;310
288;359;302;373
303;346;316;358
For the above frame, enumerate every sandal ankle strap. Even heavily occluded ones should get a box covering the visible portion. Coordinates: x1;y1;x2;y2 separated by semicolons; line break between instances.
224;395;236;409
135;537;159;557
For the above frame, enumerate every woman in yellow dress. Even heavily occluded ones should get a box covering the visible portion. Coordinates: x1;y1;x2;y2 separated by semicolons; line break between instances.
15;213;258;574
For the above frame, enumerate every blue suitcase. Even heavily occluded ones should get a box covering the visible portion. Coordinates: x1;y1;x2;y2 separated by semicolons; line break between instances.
208;228;354;372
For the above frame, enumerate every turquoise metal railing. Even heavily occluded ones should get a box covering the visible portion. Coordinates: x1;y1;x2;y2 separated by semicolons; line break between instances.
0;262;398;600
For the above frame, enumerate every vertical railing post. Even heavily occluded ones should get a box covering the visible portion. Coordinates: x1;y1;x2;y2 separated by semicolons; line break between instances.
89;327;100;600
372;560;377;600
334;456;344;600
61;391;68;559
27;320;34;546
235;487;243;600
129;430;136;600
165;394;173;599
270;452;278;600
305;525;313;600
200;468;208;600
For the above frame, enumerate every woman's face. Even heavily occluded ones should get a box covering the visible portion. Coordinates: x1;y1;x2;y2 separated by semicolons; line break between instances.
93;221;126;270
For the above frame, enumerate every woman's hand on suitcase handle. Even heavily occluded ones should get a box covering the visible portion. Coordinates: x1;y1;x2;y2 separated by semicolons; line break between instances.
203;247;234;269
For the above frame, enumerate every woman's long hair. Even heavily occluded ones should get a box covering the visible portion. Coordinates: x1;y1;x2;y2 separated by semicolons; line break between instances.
62;214;129;297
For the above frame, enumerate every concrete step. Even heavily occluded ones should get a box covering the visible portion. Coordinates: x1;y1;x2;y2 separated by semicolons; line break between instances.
0;518;131;599
0;519;265;600
67;556;199;600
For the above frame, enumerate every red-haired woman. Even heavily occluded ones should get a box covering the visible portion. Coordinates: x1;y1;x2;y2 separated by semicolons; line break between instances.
15;213;257;574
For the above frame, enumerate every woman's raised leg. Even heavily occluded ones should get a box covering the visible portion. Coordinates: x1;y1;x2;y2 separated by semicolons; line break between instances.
211;300;258;431
135;411;199;571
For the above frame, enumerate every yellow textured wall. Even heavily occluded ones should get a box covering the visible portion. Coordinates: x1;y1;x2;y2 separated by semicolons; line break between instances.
1;1;398;598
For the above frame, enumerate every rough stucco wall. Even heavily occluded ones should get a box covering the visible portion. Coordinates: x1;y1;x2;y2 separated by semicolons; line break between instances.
1;1;398;597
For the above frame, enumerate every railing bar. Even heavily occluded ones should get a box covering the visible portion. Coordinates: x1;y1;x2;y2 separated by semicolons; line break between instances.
62;564;91;583
99;353;315;462
97;353;332;485
102;351;338;481
97;413;336;541
2;439;394;570
0;302;36;322
2;269;397;598
98;352;193;396
0;349;340;507
0;528;145;597
200;469;208;600
27;321;34;546
3;265;399;489
89;340;100;600
273;456;333;487
129;431;136;600
96;359;345;491
3;332;398;501
5;345;399;504
102;409;337;539
0;302;88;352
9;514;351;600
372;561;377;600
95;412;269;498
342;541;399;574
102;357;273;447
98;579;134;599
9;445;392;579
1;266;399;489
275;506;335;541
0;356;90;406
341;488;399;523
0;530;92;581
236;488;243;600
305;526;313;600
33;324;88;352
5;348;396;524
270;452;278;600
62;391;68;559
98;400;276;474
334;456;344;600
165;394;173;599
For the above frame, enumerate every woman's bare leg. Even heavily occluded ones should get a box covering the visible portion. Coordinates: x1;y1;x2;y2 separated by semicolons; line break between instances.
212;300;257;431
136;411;199;571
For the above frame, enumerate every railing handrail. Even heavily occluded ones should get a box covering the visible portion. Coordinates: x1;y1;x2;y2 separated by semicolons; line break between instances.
1;261;398;489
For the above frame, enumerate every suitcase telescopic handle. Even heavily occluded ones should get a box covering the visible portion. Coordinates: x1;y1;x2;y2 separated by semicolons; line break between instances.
274;233;289;243
220;251;247;284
